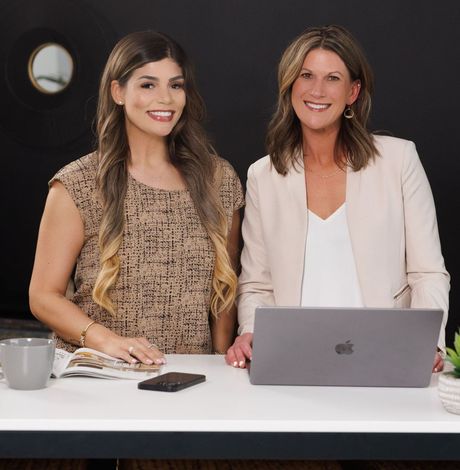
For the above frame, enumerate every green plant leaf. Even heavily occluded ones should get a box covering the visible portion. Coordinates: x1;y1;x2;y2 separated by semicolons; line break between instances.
446;350;460;368
448;358;460;369
455;331;460;354
446;346;457;357
446;347;460;360
447;359;460;370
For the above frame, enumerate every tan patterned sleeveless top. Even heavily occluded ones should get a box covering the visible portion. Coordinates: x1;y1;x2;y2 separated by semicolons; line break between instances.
50;152;244;353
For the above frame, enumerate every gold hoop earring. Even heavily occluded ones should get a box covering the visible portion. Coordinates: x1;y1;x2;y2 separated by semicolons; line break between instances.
344;106;354;119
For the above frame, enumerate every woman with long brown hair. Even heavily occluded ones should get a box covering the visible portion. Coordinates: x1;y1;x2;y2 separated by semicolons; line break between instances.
29;30;243;364
226;24;449;371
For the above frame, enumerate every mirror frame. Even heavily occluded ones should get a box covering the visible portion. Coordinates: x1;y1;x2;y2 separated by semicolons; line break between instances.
27;42;74;95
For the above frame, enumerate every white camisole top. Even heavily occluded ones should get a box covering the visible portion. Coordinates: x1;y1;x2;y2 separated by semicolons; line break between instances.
301;203;364;307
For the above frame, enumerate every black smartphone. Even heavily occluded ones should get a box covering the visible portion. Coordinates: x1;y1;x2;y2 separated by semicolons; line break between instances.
138;372;206;392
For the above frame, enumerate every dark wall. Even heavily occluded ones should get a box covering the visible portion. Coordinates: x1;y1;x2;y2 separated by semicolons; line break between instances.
1;0;459;343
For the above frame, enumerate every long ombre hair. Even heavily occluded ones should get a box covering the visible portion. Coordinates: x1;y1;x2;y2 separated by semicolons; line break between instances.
93;31;236;317
267;25;378;175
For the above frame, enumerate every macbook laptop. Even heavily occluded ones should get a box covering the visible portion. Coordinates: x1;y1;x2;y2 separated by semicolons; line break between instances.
248;306;443;387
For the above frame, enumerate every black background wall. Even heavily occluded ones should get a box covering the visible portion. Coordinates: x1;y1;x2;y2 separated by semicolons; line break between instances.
1;0;459;344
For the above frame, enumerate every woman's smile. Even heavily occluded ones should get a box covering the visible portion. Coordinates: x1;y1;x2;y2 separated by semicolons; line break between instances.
303;101;331;111
147;110;175;122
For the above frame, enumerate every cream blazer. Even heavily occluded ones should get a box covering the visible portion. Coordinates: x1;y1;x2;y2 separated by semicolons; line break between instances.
237;135;450;349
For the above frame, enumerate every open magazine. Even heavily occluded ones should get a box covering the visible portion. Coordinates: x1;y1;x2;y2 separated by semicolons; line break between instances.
53;347;161;380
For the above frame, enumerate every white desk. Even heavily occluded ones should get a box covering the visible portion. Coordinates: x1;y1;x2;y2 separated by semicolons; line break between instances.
1;354;459;459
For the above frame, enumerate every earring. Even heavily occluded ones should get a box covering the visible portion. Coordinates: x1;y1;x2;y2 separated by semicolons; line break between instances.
344;106;354;119
118;101;123;105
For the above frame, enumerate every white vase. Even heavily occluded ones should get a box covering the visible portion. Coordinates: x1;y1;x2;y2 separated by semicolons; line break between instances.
438;371;460;415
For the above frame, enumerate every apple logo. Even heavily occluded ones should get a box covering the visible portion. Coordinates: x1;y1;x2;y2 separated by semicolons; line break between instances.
335;340;354;355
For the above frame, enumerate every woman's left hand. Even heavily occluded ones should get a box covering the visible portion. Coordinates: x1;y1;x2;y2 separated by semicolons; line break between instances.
433;351;444;373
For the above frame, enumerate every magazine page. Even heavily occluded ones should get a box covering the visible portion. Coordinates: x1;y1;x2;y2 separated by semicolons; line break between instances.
53;347;161;380
52;348;74;378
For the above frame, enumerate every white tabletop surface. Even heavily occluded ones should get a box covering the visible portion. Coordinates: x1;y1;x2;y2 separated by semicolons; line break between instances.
1;354;459;433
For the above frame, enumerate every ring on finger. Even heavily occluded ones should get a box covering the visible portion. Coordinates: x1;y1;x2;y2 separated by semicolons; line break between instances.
128;346;135;355
148;344;158;349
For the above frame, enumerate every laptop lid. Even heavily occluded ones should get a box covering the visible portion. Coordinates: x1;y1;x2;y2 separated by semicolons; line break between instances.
249;306;443;387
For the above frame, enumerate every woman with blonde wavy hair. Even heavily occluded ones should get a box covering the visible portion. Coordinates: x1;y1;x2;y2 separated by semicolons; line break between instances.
29;30;243;365
226;24;449;372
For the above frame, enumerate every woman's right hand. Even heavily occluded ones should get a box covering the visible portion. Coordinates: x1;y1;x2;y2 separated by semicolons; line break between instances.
87;324;166;365
225;333;253;368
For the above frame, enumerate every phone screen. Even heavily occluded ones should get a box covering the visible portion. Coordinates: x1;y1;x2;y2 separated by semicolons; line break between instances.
138;372;206;392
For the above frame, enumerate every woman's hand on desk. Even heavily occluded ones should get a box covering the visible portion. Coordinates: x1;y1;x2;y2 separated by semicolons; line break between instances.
87;324;166;365
433;351;444;373
225;333;253;368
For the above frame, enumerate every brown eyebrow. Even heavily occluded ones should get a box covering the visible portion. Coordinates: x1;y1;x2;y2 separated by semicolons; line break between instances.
300;68;344;76
137;75;184;82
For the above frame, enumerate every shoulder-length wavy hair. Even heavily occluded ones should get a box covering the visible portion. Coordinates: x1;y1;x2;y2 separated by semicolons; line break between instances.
93;30;236;317
266;24;378;175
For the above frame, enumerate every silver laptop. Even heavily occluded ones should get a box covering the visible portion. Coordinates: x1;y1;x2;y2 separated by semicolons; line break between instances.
249;306;443;387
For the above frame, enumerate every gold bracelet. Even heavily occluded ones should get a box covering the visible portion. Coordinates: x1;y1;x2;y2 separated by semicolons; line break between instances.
79;320;97;347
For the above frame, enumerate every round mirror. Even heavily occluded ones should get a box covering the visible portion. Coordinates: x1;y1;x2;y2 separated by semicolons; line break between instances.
28;43;74;94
